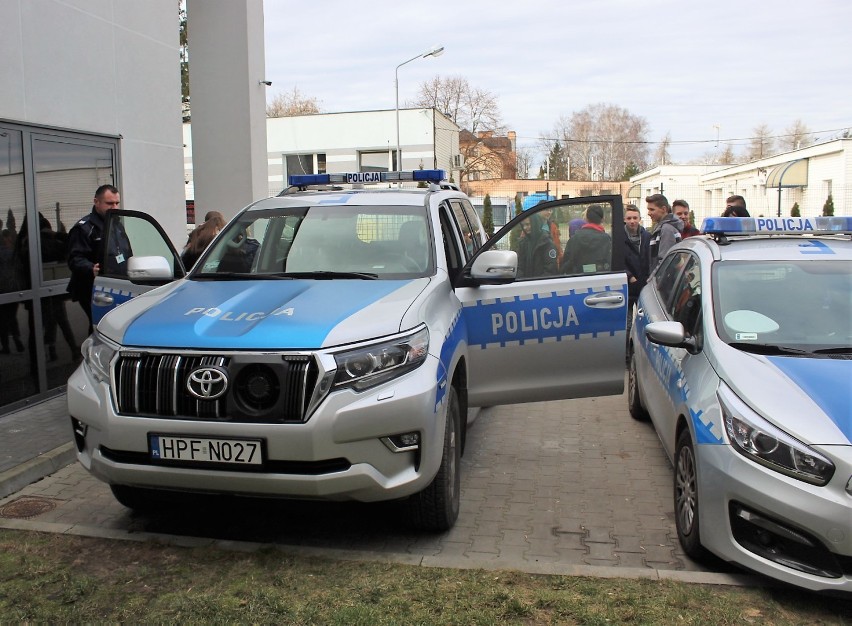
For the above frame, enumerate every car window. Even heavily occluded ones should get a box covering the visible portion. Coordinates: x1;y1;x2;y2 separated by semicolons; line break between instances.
103;213;183;278
654;251;688;309
449;200;477;261
713;259;851;349
484;200;618;281
669;255;701;338
196;205;433;279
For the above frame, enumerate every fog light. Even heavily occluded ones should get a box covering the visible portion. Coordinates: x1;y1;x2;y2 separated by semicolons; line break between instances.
70;416;87;452
382;432;420;452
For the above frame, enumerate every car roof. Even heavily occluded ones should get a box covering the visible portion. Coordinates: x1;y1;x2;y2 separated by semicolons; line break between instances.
244;187;468;212
681;234;852;262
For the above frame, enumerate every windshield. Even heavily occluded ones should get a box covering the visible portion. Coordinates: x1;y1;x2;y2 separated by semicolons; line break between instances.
194;205;432;279
713;260;851;352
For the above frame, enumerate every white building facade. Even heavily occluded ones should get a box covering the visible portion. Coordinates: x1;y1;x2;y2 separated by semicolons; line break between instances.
630;139;851;223
184;108;461;200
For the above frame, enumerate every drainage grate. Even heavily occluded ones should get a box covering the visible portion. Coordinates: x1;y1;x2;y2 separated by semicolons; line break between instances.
0;495;59;519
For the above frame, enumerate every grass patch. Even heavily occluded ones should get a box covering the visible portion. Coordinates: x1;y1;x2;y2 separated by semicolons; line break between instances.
0;529;849;624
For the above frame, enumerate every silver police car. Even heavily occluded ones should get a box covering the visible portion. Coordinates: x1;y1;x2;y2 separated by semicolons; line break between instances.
628;216;852;593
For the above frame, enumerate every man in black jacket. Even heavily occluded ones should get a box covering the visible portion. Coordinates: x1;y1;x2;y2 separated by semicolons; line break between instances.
624;204;650;360
66;185;131;331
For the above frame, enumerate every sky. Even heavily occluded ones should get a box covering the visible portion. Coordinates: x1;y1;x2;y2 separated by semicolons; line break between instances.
262;0;851;168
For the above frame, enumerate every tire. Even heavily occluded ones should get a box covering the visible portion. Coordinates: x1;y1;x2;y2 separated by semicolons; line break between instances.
673;429;708;560
627;347;649;421
407;386;461;531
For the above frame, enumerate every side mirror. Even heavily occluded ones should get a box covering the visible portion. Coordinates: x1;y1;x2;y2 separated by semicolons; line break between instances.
645;321;699;354
470;250;518;284
127;255;173;280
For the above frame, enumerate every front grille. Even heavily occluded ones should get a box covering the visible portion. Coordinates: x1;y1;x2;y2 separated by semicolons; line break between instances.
114;352;319;423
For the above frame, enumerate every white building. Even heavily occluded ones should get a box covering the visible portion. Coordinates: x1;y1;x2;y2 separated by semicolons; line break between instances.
1;0;267;411
183;108;461;200
630;139;851;223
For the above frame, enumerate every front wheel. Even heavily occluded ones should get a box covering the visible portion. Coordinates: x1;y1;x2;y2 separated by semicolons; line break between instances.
407;386;461;531
674;429;709;560
628;347;649;420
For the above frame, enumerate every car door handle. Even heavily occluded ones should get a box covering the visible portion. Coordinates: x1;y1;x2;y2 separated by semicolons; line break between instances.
92;292;114;306
583;293;624;308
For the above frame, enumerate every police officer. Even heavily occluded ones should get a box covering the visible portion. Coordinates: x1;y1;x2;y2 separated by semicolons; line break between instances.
66;184;132;332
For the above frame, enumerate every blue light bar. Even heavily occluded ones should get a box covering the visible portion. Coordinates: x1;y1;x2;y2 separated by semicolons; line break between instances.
288;169;447;188
701;216;852;235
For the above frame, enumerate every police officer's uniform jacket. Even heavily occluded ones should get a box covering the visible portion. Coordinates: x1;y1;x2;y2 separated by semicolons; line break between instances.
66;208;132;304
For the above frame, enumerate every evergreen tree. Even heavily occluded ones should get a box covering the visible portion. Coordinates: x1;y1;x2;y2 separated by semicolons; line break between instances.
790;202;800;217
482;194;494;237
509;194;523;252
822;194;835;217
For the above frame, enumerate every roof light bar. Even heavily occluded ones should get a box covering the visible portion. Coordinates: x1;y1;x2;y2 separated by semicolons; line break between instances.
288;169;447;188
701;216;852;236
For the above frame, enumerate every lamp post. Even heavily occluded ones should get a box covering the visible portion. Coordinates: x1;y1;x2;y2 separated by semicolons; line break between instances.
395;45;444;172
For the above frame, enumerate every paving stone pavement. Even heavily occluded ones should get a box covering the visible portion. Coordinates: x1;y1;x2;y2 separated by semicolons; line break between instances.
0;386;756;586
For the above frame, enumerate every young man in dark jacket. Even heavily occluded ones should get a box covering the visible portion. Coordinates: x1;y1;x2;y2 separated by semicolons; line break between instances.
560;204;611;274
624;204;650;308
646;193;683;269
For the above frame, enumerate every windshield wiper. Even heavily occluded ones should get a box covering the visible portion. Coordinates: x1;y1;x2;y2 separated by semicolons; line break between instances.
280;271;379;280
727;342;812;356
193;272;295;280
809;347;852;355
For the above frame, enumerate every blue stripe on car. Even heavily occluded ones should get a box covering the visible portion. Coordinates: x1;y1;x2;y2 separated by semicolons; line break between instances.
121;280;408;349
766;357;852;442
462;286;625;348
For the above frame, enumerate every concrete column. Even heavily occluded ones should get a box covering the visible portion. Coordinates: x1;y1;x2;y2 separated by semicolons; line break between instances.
186;0;268;223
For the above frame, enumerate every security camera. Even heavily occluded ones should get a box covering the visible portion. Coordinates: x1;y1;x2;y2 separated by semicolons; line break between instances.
259;80;272;86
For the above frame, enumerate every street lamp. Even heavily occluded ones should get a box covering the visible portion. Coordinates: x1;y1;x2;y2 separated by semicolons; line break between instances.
395;44;444;172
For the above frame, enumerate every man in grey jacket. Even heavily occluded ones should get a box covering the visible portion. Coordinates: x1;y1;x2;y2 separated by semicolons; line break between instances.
645;194;683;268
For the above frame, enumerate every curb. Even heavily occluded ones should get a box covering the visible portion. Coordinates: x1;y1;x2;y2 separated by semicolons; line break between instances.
0;442;77;500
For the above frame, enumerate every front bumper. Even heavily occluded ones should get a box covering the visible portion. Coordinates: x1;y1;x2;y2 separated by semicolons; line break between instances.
698;442;852;593
67;357;448;503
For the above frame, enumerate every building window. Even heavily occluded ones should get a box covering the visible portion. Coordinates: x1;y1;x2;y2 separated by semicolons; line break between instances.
0;122;118;412
284;153;326;178
359;150;396;172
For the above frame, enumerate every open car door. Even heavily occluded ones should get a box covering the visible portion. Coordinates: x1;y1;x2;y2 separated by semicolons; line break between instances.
456;196;628;406
91;210;185;324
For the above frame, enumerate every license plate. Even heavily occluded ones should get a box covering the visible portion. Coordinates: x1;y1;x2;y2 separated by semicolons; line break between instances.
149;435;263;466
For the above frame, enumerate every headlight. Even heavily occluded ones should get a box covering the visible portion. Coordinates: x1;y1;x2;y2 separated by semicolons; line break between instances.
82;332;118;383
718;383;834;486
333;326;429;392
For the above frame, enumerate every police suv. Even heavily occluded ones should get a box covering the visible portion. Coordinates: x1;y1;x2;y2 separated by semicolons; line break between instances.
629;216;852;592
69;170;628;530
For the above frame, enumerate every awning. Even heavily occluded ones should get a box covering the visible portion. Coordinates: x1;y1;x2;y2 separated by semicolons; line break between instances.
765;158;808;188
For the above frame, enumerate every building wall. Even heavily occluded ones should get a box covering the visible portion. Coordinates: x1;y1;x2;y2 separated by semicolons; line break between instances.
631;140;851;223
1;0;186;246
184;108;461;200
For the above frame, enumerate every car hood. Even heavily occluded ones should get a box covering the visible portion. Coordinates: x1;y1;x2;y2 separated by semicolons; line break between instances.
714;345;852;445
98;278;430;350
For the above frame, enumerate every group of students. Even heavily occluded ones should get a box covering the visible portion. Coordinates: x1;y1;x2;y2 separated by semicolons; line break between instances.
624;193;750;311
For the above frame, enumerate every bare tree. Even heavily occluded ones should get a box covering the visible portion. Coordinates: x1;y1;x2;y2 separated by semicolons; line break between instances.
746;123;775;160
654;132;672;166
267;86;321;117
719;144;737;164
779;119;812;152
546;103;649;181
412;76;504;134
515;147;535;179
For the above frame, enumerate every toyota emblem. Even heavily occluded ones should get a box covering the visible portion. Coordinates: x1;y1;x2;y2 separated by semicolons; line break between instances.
186;366;229;400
